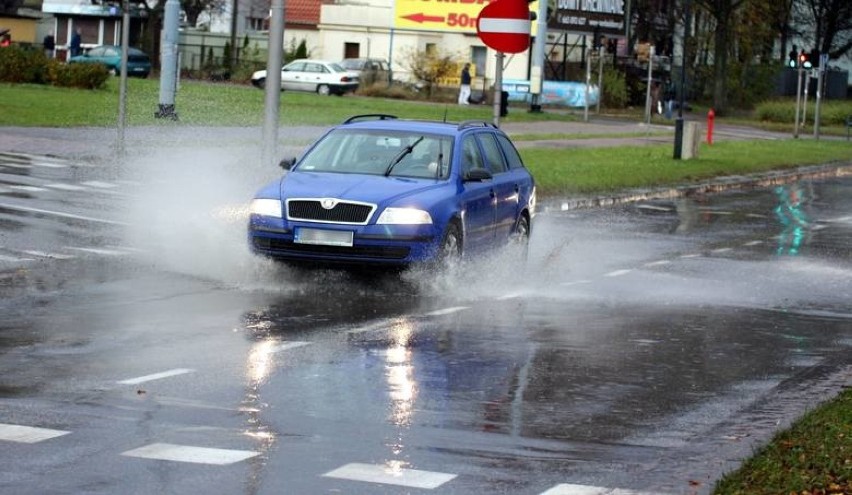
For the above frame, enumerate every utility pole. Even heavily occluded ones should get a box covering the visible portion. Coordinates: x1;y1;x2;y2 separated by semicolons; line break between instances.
261;0;285;169
116;0;130;156
155;0;180;120
528;0;548;113
493;51;504;127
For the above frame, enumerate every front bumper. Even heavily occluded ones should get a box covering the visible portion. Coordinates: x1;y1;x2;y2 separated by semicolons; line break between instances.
248;216;438;266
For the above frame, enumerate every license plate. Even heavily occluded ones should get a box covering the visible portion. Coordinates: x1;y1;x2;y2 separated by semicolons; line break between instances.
294;227;353;247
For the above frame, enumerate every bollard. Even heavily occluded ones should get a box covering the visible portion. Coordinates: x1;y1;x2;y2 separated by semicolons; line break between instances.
707;108;715;145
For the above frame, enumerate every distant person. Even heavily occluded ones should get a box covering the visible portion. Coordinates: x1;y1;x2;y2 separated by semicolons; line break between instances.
43;34;55;58
663;78;676;119
458;63;471;105
69;28;82;57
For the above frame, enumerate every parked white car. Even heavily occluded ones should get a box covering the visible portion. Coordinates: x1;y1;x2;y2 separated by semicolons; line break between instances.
251;59;360;95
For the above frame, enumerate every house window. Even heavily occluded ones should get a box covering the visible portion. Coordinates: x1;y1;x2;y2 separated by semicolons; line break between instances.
425;43;436;55
344;42;359;59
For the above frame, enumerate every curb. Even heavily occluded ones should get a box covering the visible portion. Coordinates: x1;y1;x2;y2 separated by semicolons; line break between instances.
540;162;852;211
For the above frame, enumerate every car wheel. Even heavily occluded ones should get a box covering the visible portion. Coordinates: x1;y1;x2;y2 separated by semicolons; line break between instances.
437;222;462;264
510;214;530;259
317;84;331;96
255;78;266;89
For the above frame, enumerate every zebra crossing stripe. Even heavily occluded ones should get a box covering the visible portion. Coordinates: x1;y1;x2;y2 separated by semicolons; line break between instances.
540;483;672;495
121;443;259;465
323;463;457;489
0;423;70;443
118;368;194;385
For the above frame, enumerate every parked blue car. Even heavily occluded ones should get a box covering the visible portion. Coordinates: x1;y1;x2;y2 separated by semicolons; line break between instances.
68;45;151;78
248;114;536;268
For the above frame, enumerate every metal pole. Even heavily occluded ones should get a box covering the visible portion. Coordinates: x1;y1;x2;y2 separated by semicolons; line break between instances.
261;0;286;169
529;0;548;113
813;69;823;140
801;72;809;127
644;45;654;125
493;51;504;127
793;66;802;138
156;0;180;120
583;46;591;122
116;0;129;156
596;45;604;114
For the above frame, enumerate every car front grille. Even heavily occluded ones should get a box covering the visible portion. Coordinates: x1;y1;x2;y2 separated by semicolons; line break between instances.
253;237;409;260
287;199;374;225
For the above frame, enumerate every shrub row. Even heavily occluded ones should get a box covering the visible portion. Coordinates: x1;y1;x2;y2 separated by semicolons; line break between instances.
756;98;852;126
0;45;109;89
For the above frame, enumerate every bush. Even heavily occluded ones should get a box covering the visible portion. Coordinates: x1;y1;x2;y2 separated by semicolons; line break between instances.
52;63;110;89
0;45;51;84
756;98;852;126
355;82;417;99
601;66;628;109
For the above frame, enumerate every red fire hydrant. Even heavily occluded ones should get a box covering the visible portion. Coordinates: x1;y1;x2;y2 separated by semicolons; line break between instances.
707;109;715;145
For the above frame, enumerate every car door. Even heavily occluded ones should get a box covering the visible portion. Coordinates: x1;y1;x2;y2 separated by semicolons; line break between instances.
458;134;497;251
280;61;306;90
303;62;329;92
476;132;517;241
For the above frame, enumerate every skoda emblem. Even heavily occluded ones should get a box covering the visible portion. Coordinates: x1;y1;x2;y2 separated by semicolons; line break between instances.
321;198;337;210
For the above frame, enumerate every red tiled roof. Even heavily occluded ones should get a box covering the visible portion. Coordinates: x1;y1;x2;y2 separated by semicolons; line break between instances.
285;0;320;25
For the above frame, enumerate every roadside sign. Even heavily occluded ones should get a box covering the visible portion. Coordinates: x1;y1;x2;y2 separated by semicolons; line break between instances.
476;0;531;53
819;53;829;72
393;0;538;35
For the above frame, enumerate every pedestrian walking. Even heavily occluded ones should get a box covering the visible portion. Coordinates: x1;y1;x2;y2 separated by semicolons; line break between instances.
663;78;676;119
458;63;471;105
43;34;55;58
69;28;82;57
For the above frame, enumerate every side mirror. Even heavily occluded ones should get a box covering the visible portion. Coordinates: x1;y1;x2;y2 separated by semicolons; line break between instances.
464;168;492;182
279;157;296;170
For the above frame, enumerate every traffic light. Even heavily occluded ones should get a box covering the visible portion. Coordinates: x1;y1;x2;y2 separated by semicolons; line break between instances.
799;51;812;69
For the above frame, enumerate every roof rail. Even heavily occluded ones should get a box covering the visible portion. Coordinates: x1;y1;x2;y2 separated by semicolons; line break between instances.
457;120;497;130
343;114;399;124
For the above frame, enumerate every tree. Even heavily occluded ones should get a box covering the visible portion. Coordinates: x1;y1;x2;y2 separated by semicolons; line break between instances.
695;0;747;115
800;0;852;60
401;46;460;98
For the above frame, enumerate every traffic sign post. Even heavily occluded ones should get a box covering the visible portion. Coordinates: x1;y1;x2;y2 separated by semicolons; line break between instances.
475;0;531;126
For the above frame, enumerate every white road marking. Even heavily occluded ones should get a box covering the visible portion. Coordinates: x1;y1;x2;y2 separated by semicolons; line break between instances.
560;280;592;286
0;423;70;443
422;306;469;317
636;204;672;212
69;247;131;256
643;260;671;267
680;253;701;259
604;269;633;277
22;250;76;260
540;483;671;495
346;319;397;335
711;247;733;254
271;341;310;352
121;443;259;465
745;213;767;218
9;185;48;192
45;183;86;191
323;462;457;489
0;254;34;263
812;224;827;231
0;203;128;226
496;292;525;300
118;368;195;385
743;240;763;246
700;210;733;215
80;181;117;188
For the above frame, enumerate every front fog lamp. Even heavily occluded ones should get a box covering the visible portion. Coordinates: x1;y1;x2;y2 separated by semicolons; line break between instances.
250;198;283;218
376;207;433;225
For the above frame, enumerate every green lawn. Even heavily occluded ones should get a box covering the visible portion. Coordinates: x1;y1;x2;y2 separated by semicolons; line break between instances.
0;78;578;127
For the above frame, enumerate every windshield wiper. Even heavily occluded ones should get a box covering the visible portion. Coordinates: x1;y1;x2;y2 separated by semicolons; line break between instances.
384;136;424;176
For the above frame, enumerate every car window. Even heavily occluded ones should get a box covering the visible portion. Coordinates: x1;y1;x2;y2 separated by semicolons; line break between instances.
305;63;325;73
496;134;525;169
460;136;485;177
297;129;451;179
284;62;305;72
104;47;119;57
477;133;508;174
329;63;346;73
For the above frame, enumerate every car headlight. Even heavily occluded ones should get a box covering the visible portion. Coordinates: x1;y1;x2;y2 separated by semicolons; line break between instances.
376;207;433;225
250;198;282;218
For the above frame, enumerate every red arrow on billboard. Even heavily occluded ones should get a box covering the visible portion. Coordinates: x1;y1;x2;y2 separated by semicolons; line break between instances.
476;0;531;54
402;13;446;24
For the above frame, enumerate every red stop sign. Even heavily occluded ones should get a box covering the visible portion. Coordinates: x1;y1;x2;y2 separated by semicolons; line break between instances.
476;0;531;54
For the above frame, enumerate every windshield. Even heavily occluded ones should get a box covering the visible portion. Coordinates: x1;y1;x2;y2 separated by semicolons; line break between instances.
297;129;453;179
328;63;347;73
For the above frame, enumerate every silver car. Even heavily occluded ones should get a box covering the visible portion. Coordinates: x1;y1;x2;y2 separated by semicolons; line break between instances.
251;59;359;95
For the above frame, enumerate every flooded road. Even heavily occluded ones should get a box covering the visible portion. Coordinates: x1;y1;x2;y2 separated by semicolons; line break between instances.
0;150;850;495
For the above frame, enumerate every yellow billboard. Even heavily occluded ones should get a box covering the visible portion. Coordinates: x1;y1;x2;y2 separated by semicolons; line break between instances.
394;0;538;35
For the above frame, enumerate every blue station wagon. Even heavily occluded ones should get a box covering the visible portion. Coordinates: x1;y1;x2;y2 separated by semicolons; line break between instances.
247;115;536;268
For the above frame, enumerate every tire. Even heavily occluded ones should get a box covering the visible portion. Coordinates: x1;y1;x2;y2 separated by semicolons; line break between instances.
510;214;530;259
437;222;462;264
255;78;266;89
317;84;331;96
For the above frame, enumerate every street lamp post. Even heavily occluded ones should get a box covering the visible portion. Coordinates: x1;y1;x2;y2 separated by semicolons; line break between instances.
673;0;691;160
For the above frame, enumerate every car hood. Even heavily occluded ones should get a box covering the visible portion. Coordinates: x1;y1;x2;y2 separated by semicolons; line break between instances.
271;171;447;207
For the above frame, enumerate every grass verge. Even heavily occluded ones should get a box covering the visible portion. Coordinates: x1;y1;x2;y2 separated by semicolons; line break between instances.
713;388;852;495
522;139;852;195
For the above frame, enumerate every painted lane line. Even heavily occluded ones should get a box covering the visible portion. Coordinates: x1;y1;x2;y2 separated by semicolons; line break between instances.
604;269;633;278
812;224;827;231
743;240;763;246
540;483;672;495
636;204;672;212
0;203;128;226
0;423;70;443
271;341;310;353
0;254;35;263
711;247;733;254
69;247;132;256
423;306;469;317
45;183;86;191
496;292;526;300
323;462;457;489
22;250;76;260
346;319;398;335
121;443;259;465
680;253;701;259
118;368;195;385
643;260;671;267
560;280;592;286
80;181;117;188
8;185;48;192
